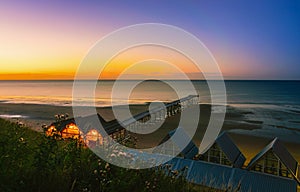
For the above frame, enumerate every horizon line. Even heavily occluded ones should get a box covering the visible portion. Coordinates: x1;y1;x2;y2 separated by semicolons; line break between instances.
0;79;299;81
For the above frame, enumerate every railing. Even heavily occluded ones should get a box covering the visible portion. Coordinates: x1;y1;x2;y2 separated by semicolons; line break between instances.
105;95;199;135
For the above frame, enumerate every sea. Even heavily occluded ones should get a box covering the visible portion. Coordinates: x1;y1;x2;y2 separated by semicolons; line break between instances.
0;80;300;141
0;80;299;106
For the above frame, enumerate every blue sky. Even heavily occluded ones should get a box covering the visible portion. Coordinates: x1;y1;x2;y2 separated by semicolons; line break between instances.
1;0;300;79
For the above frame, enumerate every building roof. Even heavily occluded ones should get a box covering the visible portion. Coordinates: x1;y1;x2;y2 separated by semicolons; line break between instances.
114;149;297;191
154;127;199;159
246;138;300;184
50;113;123;135
166;157;297;192
113;149;297;192
51;118;76;132
170;128;199;159
202;132;246;168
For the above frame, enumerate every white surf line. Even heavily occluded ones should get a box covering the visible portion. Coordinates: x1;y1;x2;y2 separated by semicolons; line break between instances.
0;114;29;119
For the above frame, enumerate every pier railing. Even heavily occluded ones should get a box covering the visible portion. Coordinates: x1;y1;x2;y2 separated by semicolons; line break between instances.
105;95;199;135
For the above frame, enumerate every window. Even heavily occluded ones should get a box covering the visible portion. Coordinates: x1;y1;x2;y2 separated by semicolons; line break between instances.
251;151;293;179
200;143;232;167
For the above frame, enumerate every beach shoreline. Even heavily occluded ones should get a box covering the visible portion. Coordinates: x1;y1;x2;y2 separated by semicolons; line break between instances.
1;102;300;164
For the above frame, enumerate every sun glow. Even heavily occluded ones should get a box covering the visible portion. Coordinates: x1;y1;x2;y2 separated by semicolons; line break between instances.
98;45;203;80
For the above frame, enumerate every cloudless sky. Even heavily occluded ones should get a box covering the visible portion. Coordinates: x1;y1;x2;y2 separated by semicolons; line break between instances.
1;0;300;79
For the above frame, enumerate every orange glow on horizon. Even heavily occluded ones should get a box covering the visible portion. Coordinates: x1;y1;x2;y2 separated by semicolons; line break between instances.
98;45;204;80
0;38;258;80
0;72;76;80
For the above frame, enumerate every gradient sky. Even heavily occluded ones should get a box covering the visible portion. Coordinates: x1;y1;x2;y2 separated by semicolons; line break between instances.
1;0;300;80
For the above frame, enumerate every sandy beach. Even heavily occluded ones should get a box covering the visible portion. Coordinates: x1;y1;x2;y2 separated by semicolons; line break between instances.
0;102;300;164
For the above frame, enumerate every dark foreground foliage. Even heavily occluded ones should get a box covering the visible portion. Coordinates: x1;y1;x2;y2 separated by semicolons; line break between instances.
0;119;201;192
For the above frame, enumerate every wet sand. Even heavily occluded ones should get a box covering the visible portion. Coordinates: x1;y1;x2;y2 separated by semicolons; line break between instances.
0;103;149;132
0;102;300;164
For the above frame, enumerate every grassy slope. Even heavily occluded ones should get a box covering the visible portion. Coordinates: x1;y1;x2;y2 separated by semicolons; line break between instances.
0;118;222;192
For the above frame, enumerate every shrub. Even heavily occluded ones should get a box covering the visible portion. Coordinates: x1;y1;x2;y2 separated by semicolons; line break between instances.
0;119;200;192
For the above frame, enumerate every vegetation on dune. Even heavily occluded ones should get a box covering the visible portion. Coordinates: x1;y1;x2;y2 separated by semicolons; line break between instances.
0;118;224;192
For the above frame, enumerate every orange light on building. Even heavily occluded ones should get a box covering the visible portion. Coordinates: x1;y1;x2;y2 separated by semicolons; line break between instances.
86;129;103;147
62;123;80;139
46;125;57;136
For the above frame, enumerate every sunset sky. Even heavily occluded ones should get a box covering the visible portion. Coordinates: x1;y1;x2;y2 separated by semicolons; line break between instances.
1;0;300;80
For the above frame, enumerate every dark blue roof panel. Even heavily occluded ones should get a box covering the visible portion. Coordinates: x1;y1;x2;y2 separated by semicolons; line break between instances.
165;158;297;192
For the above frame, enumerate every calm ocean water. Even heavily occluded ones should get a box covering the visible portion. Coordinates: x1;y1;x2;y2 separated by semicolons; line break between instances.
0;80;299;107
1;80;300;140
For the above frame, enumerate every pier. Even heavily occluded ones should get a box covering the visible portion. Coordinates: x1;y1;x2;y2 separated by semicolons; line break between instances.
46;95;199;147
121;95;198;131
